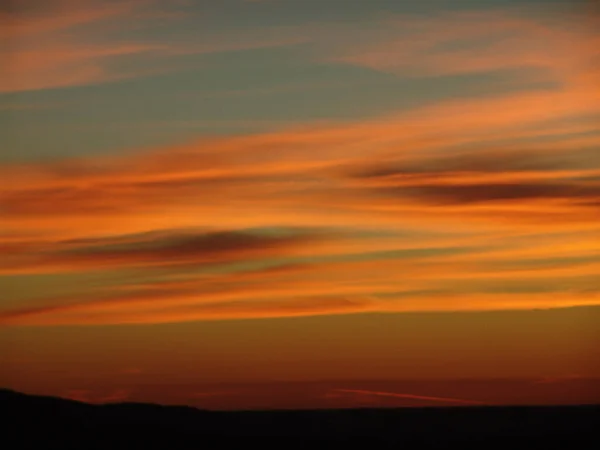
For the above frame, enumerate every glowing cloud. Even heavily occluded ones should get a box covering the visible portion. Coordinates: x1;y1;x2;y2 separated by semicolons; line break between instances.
1;4;599;326
334;389;486;406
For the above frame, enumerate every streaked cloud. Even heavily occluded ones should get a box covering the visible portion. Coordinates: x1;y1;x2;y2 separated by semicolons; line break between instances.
334;388;486;406
1;4;598;326
63;388;131;404
0;294;374;326
98;388;131;403
328;9;600;88
0;0;305;92
63;389;92;403
0;229;326;274
2;0;169;91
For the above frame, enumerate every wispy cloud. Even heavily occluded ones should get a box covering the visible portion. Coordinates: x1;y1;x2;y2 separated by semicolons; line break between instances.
333;388;486;406
0;229;327;274
327;9;600;90
0;0;305;92
1;0;170;91
4;4;598;95
0;294;374;326
1;6;598;326
62;387;131;403
63;389;92;402
1;82;599;325
98;389;131;403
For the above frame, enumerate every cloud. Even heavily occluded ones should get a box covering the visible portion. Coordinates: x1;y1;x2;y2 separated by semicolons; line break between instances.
1;6;599;326
0;0;305;92
5;4;597;94
1;79;599;325
0;267;598;325
1;0;170;92
1;1;143;39
0;294;375;326
62;388;131;403
4;4;598;94
344;147;600;209
381;182;600;205
333;388;486;405
98;389;131;403
63;389;92;402
0;228;326;274
328;9;600;91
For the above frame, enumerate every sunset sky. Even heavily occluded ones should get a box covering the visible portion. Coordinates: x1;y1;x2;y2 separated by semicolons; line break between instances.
1;0;599;409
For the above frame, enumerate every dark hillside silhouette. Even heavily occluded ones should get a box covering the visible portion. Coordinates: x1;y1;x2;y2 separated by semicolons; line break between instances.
2;388;599;448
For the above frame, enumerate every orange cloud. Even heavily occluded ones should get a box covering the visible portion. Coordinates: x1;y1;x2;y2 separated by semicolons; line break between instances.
0;228;328;274
1;0;170;91
1;1;142;40
1;7;599;326
63;389;92;403
0;268;598;326
62;388;131;404
1;99;598;325
329;9;600;91
98;389;131;403
0;0;305;92
334;388;486;406
0;295;376;326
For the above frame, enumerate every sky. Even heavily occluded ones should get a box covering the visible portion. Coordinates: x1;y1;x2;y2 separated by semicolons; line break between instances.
1;0;599;409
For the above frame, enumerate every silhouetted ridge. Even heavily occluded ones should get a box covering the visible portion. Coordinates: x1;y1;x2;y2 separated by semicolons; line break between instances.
2;388;599;448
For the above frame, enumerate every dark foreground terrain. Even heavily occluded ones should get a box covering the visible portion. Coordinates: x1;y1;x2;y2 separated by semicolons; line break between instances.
2;388;598;448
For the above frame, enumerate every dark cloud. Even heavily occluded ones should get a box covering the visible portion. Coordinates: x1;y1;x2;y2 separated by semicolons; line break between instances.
1;228;327;273
347;149;579;180
0;173;270;216
343;149;600;206
405;183;600;204
67;228;319;256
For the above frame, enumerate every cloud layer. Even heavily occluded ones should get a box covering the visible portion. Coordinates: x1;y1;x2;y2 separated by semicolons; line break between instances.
1;4;599;326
